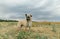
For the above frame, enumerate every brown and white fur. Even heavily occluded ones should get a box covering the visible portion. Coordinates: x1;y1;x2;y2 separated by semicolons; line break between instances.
17;14;32;30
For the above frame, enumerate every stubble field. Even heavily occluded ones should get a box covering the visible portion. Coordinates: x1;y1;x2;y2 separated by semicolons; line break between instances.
0;22;60;39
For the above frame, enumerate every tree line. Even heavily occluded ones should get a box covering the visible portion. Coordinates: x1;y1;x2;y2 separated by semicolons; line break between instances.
0;19;18;22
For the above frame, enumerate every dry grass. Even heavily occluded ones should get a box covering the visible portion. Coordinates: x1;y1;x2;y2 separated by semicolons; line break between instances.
0;22;60;39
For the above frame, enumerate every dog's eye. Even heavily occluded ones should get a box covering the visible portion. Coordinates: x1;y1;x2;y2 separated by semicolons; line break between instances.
31;15;32;17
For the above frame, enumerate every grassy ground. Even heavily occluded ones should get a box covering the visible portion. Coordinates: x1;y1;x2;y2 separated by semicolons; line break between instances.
0;22;60;39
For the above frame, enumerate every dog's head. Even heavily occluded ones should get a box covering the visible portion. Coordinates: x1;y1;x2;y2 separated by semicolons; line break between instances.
25;14;32;20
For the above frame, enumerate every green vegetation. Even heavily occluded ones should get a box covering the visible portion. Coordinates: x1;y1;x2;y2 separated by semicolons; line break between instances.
17;30;48;39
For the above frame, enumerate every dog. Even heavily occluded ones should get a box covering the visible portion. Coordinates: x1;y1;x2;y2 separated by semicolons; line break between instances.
17;14;32;30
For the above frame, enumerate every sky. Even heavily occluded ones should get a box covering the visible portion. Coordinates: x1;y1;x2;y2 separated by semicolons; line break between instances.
0;0;60;21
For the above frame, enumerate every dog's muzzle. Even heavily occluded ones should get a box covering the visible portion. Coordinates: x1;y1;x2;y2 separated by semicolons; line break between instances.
26;16;30;20
26;18;30;20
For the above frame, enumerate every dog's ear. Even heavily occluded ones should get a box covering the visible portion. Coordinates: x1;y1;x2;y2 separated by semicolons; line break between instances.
30;14;32;17
25;14;27;17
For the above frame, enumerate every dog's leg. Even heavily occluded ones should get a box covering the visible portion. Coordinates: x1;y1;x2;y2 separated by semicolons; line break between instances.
17;23;23;30
29;26;31;30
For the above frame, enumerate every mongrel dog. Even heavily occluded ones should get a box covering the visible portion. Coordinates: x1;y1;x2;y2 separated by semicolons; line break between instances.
17;14;32;30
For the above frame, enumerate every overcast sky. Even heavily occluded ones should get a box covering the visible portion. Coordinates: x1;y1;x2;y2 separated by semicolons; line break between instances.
0;0;60;21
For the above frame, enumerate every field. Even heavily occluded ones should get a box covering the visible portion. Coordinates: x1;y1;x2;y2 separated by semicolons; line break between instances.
0;22;60;39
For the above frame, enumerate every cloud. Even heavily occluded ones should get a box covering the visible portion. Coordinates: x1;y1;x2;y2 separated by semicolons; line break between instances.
52;0;60;16
4;0;28;6
0;0;60;21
